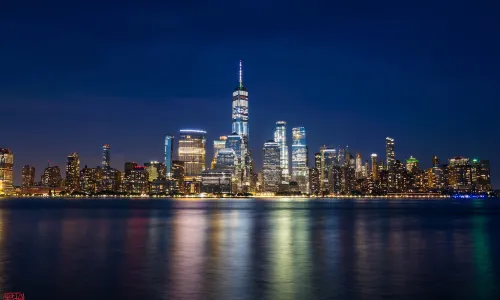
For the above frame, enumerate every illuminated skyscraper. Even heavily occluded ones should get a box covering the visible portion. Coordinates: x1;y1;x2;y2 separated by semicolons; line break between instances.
216;148;237;170
386;137;395;171
42;165;62;187
212;136;227;169
0;148;14;195
22;165;35;187
355;153;363;179
406;156;419;173
447;157;473;190
291;127;308;193
274;121;289;182
232;60;249;140
164;135;174;177
371;153;378;181
432;155;440;167
145;161;165;182
178;129;207;177
80;166;100;194
314;152;321;170
262;141;281;192
101;144;110;168
66;152;80;192
320;148;338;193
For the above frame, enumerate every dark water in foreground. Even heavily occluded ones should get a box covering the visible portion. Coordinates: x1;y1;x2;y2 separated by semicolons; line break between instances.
1;198;500;300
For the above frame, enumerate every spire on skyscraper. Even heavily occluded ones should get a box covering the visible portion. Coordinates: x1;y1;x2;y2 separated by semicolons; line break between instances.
239;60;243;88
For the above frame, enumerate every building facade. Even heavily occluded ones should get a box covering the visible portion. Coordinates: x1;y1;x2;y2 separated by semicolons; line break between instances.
164;135;174;178
66;152;80;192
386;137;395;171
291;127;308;193
178;129;207;177
22;165;35;188
0;148;14;195
262;141;281;192
274;121;289;182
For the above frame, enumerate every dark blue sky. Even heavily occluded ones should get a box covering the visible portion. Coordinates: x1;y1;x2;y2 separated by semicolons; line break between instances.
1;1;499;187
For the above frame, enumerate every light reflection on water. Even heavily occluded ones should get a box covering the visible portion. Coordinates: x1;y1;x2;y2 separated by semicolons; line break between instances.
0;198;499;300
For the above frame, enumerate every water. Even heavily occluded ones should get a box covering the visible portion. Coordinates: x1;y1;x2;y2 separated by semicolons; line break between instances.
1;198;500;300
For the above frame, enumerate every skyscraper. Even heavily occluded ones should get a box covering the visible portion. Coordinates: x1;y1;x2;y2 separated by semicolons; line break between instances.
232;60;249;140
371;153;378;181
274;121;289;182
291;127;308;193
66;152;80;192
42;165;62;187
0;148;14;195
215;148;237;170
164;135;174;178
354;153;362;178
386;137;395;171
212;136;227;169
101;144;110;168
262;141;281;192
22;165;35;187
178;129;207;177
406;156;419;173
321;148;339;194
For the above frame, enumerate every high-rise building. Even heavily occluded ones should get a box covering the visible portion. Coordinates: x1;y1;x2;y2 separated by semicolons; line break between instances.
309;167;320;195
124;162;138;177
432;155;440;167
321;148;338;194
215;148;237;170
80;166;100;194
178;129;207;177
212;136;227;169
22;165;35;188
0;148;14;195
406;156;419;173
101;144;110;168
171;160;185;192
355;153;363;179
128;166;149;194
274;121;289;182
314;152;321;170
471;159;491;191
164;135;174;178
145;161;165;182
371;153;378;181
42;165;62;187
232;60;249;140
448;157;472;190
65;152;80;192
291;127;308;193
262;141;281;192
386;137;395;171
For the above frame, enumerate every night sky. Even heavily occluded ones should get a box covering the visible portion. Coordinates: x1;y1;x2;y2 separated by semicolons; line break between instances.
1;1;499;187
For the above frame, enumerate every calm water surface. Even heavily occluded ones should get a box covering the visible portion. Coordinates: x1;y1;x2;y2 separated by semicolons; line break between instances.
1;198;500;300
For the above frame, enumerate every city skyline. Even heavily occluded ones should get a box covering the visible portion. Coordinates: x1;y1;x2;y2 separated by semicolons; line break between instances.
1;2;499;187
0;57;497;188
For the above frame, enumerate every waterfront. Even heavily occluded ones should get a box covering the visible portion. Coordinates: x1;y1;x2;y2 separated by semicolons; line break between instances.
1;198;500;300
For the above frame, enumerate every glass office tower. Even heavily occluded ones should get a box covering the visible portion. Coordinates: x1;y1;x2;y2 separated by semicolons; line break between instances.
291;127;308;193
232;60;249;140
101;144;110;168
178;129;207;177
386;137;395;171
262;141;281;192
164;135;174;178
274;121;289;182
